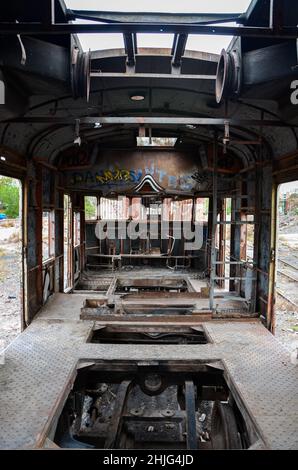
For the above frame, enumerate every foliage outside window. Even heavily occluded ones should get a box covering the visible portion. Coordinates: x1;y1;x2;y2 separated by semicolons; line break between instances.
0;176;20;218
84;196;98;220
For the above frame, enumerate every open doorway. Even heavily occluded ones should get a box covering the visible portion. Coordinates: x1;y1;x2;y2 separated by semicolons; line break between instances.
275;181;298;357
63;194;72;292
0;176;23;349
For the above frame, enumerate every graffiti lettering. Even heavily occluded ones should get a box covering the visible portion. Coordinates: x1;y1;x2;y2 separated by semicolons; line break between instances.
70;166;143;186
96;167;131;184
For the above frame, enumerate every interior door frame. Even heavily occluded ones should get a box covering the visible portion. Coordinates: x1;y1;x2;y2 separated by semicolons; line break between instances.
0;169;27;330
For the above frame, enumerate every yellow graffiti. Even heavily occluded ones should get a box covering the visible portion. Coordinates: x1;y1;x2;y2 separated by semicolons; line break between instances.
96;167;131;184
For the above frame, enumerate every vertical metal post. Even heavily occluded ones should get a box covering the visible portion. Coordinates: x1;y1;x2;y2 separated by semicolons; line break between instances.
251;163;260;313
210;133;218;311
218;199;226;288
268;174;278;333
184;381;197;450
43;0;55;25
270;0;283;32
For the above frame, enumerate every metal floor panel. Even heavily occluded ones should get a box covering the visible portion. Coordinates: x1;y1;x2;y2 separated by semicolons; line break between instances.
0;294;297;449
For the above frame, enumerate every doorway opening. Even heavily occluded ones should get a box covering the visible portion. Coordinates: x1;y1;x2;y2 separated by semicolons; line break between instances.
0;175;23;349
64;194;72;292
275;181;298;357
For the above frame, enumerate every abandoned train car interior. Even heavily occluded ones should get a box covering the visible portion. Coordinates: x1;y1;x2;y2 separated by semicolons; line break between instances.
0;0;297;452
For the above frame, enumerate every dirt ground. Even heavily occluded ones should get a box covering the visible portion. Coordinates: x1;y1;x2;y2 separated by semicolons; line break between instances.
0;221;22;350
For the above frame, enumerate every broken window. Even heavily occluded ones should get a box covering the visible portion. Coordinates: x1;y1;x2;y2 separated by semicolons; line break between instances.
129;197;146;221
195;198;209;223
42;210;55;262
162;199;193;221
136;137;177;147
100;197;128;220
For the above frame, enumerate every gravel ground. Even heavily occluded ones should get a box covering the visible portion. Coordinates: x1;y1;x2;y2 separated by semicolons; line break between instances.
275;215;298;358
0;223;22;351
275;308;298;355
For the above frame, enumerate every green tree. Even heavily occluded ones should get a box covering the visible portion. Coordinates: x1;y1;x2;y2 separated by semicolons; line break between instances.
0;176;20;218
288;193;298;216
84;196;97;219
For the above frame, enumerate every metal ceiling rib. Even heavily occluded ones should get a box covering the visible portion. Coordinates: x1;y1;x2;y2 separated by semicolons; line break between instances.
66;10;244;25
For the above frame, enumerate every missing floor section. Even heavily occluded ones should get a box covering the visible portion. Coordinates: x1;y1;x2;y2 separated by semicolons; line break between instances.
115;277;189;294
81;297;201;318
89;325;208;345
75;275;112;293
75;274;194;295
50;360;259;450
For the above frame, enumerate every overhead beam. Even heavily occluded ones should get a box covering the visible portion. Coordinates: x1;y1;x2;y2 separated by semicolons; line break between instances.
172;34;188;68
270;0;284;31
67;10;244;25
6;116;296;128
0;22;296;38
171;34;178;56
123;33;137;67
90;72;215;80
43;0;55;25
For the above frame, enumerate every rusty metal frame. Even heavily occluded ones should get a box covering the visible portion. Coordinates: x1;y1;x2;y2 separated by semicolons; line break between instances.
0;149;28;329
268;182;279;333
63;193;73;292
0;21;297;39
209;133;218;311
8;116;297;128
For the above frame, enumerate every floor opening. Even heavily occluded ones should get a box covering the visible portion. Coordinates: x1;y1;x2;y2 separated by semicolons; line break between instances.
52;360;257;450
81;297;199;319
89;325;208;344
275;181;298;356
115;277;189;294
0;175;23;349
75;274;112;293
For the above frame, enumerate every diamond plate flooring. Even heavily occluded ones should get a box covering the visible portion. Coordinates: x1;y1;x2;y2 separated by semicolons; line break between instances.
0;293;297;449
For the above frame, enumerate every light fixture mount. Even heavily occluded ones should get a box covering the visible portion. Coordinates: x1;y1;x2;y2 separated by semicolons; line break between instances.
130;94;145;101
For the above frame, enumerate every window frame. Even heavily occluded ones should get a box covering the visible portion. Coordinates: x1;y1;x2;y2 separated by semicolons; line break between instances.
42;209;55;263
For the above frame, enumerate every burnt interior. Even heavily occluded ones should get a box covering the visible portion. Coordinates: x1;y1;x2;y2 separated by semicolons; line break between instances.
53;360;256;450
89;326;208;344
